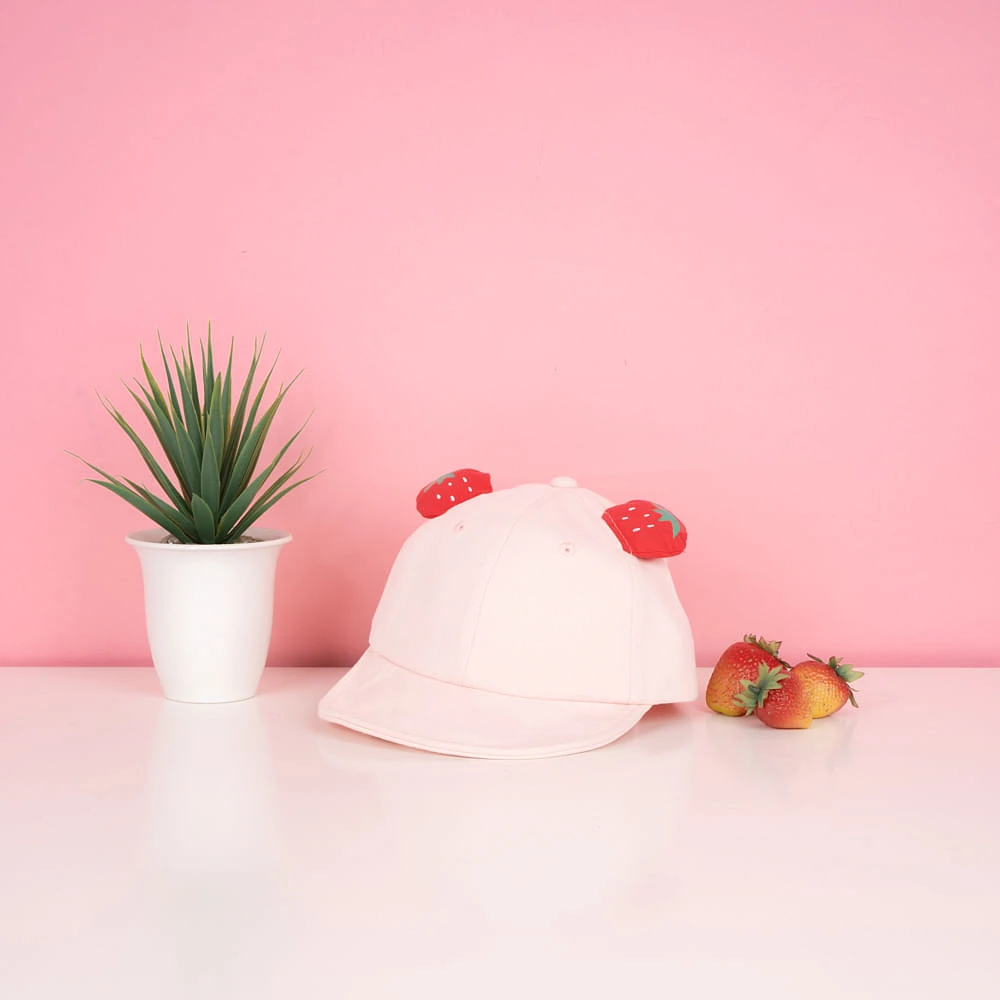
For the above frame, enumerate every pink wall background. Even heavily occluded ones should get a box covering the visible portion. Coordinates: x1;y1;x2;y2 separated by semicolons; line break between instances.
1;1;997;669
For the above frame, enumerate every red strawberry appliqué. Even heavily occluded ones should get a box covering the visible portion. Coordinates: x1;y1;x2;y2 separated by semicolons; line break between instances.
602;500;687;559
416;469;493;519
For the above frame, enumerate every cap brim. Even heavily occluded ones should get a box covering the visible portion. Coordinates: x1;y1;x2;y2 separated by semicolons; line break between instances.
318;648;650;760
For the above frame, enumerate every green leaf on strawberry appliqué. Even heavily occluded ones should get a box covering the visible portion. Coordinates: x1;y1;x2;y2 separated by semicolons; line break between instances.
652;505;682;538
422;472;457;492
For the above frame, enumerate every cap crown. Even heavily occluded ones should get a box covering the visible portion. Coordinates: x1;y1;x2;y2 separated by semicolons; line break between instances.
370;482;697;706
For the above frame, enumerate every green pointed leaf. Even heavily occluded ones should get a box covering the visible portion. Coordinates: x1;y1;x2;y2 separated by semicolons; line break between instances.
735;662;786;713
171;345;204;461
146;360;200;494
221;339;234;439
104;392;188;512
120;477;198;539
754;662;786;692
185;323;201;416
200;434;221;518
237;390;298;499
224;472;319;541
157;332;183;423
173;426;201;495
208;374;224;460
221;418;309;517
123;384;188;492
221;337;265;479
79;328;316;546
254;449;313;504
217;440;310;537
138;344;171;417
127;380;195;484
232;355;282;464
202;322;215;400
221;377;295;509
239;353;287;450
190;493;217;543
85;475;196;541
71;453;128;488
71;452;192;538
154;387;202;494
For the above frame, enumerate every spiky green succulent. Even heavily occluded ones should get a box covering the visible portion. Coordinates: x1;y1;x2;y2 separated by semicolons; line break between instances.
73;324;316;544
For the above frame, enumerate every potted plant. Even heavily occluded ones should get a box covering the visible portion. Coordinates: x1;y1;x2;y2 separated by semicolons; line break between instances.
72;325;317;703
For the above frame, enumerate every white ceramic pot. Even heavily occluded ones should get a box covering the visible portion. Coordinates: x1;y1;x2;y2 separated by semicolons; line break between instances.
126;528;292;703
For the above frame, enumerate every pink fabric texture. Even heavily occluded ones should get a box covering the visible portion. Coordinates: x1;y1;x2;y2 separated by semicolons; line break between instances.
318;476;697;758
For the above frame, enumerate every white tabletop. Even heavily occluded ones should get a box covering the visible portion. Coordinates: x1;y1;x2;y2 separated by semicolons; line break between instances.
1;666;997;999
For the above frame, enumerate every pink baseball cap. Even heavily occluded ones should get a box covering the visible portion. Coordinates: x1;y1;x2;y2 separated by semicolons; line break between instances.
318;472;697;758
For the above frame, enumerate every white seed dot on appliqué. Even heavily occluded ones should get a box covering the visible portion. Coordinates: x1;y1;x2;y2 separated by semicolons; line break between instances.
449;495;455;502
632;527;641;533
628;506;636;511
643;512;650;517
461;477;468;483
436;494;441;499
646;523;655;529
467;486;473;492
621;516;629;520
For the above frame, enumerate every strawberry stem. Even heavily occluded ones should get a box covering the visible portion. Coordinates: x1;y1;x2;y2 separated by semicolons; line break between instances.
807;653;864;685
746;633;791;669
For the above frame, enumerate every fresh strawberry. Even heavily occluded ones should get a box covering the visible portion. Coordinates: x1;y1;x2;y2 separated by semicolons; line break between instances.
602;500;687;559
705;634;789;716
416;469;492;519
735;663;813;729
789;654;863;718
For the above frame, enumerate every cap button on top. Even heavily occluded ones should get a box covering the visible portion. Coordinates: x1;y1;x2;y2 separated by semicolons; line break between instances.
550;476;578;488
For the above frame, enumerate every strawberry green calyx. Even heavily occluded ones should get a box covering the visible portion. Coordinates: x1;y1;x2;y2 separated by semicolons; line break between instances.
652;505;682;538
807;654;864;707
422;472;457;492
733;663;787;715
744;633;791;669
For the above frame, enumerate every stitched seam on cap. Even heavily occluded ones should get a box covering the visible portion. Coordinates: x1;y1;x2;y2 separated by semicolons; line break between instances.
626;549;637;703
319;707;649;759
364;644;695;706
457;488;553;686
577;487;634;702
375;642;652;707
